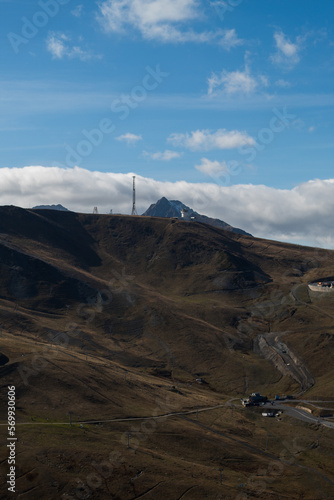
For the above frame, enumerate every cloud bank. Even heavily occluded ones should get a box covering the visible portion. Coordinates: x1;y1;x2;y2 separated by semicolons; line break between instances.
1;166;334;249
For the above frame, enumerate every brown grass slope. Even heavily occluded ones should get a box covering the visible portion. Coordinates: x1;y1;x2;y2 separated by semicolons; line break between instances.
0;206;334;499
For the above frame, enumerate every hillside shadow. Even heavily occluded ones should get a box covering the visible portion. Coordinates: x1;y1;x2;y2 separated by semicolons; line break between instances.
0;206;101;269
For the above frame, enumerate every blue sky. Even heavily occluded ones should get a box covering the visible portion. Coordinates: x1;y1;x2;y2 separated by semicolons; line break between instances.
0;0;334;246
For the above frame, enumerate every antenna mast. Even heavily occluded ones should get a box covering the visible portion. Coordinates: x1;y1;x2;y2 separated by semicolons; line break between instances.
131;176;137;215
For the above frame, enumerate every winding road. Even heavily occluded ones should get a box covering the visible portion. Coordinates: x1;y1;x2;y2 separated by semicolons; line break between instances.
257;331;315;394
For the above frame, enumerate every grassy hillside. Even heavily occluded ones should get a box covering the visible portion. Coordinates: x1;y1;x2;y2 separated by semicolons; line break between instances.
0;206;334;499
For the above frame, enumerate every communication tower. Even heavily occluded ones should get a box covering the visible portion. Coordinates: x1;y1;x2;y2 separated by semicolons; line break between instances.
131;176;137;216
93;207;98;214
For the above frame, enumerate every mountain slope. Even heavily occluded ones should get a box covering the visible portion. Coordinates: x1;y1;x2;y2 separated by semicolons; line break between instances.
0;206;334;499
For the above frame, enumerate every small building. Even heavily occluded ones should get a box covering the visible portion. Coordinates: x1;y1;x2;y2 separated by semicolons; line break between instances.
242;393;267;407
249;393;267;404
262;411;276;417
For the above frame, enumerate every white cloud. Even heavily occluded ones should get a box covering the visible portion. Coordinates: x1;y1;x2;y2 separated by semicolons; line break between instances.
97;0;242;47
46;32;101;61
271;30;303;69
275;79;291;88
208;64;268;96
143;150;182;161
98;0;199;31
116;133;143;145
195;158;229;176
2;166;334;248
141;25;242;47
46;32;68;59
168;129;255;151
218;28;243;50
271;29;328;70
71;5;84;17
309;126;315;133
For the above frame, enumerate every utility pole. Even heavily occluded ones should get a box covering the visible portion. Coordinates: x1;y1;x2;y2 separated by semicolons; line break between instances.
69;411;73;427
131;176;137;215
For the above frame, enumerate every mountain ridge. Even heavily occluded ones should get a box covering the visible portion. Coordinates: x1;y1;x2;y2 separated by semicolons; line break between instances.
142;196;251;235
32;203;69;211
